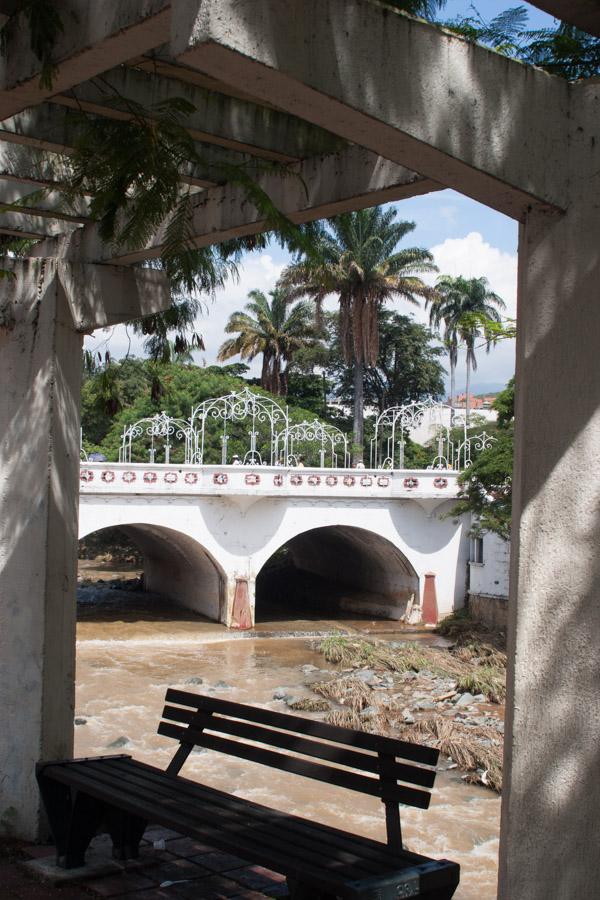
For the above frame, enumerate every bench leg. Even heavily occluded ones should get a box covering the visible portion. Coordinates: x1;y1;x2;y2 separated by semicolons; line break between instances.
37;773;105;869
105;807;147;861
63;790;106;869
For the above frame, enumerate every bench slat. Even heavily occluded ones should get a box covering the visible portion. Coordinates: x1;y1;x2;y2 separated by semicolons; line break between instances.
47;760;392;883
106;756;405;869
158;721;432;809
161;705;436;789
164;689;439;767
84;759;383;878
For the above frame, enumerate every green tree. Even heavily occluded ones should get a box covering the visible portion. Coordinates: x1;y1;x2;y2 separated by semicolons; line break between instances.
429;275;505;424
451;378;514;540
217;287;317;395
281;207;436;460
329;311;445;414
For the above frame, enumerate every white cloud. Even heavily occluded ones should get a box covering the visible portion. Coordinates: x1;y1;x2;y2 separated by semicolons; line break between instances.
411;231;517;392
84;252;286;375
429;231;518;318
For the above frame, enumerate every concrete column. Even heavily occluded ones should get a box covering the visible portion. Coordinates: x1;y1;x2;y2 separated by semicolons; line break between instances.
0;260;82;839
499;85;600;898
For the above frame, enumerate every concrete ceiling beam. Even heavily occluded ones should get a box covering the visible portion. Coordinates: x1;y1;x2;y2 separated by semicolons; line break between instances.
531;2;600;36
52;65;343;164
171;0;572;220
30;147;442;264
0;142;73;190
0;255;172;330
0;103;250;190
0;0;171;120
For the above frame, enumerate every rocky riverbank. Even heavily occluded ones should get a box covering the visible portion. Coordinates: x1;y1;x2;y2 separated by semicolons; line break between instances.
272;617;506;792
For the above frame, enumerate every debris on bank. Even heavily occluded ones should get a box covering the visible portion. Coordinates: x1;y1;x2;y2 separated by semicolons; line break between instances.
293;618;506;793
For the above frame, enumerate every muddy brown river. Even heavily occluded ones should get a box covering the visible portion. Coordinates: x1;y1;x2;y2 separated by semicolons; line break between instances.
75;571;501;899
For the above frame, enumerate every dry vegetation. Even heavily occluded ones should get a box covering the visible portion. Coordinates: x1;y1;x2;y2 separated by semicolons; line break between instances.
312;618;506;793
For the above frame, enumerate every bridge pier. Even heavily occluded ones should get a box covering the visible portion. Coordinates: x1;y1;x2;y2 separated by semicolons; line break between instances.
0;261;82;839
0;260;170;839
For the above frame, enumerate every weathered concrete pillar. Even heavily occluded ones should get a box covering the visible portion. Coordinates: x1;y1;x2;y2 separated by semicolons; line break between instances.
0;260;82;839
499;83;600;899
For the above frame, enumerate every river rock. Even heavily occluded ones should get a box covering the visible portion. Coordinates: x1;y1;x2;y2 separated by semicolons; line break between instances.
455;692;475;707
214;680;230;690
74;717;87;726
355;669;376;683
414;700;437;711
108;736;130;748
402;708;415;724
184;676;203;685
301;664;319;674
273;687;290;700
359;706;378;719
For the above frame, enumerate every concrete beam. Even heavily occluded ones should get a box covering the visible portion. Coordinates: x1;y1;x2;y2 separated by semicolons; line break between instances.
56;261;172;331
0;183;90;223
0;143;74;190
0;256;171;330
531;2;600;36
129;51;284;110
0;0;170;119
171;0;571;220
0;103;269;189
33;147;441;264
51;65;342;163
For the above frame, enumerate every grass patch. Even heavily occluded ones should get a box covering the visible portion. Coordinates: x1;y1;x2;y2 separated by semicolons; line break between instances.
313;677;372;711
288;697;331;712
318;636;437;674
456;667;506;704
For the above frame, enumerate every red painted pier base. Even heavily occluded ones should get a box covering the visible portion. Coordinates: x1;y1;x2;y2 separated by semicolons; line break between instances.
422;572;439;625
231;577;252;629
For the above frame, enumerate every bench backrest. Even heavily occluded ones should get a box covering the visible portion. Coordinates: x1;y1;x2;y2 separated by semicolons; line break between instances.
158;689;439;851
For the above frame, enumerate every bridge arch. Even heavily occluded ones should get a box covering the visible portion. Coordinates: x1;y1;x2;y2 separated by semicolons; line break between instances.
79;523;226;622
256;524;419;622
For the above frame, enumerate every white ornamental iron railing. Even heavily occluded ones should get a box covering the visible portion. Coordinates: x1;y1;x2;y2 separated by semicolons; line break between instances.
371;399;460;469
118;412;195;464
107;395;495;470
189;387;289;465
370;399;495;471
274;419;350;468
454;430;497;470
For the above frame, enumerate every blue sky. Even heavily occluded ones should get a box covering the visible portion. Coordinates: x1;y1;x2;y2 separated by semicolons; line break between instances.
87;2;559;396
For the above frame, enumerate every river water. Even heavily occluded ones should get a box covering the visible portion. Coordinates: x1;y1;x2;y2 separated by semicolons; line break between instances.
75;568;501;899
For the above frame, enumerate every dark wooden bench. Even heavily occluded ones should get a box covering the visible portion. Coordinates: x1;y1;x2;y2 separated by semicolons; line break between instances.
37;691;460;898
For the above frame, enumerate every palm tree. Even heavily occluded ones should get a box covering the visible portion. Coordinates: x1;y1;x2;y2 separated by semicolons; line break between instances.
429;275;506;424
280;207;437;459
218;287;316;395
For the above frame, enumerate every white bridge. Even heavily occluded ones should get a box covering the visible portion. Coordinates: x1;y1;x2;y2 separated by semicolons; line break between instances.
79;460;468;628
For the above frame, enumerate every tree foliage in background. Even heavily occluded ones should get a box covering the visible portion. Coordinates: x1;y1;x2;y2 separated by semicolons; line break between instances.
428;275;505;423
451;378;514;540
81;359;325;464
329;311;445;414
280;208;436;458
218;287;319;395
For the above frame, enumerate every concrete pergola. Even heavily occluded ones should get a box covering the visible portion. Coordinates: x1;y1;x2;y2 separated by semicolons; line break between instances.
0;2;598;897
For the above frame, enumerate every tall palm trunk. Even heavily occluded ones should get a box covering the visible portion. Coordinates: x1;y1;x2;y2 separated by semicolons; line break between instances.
353;357;365;463
449;355;456;427
465;356;471;427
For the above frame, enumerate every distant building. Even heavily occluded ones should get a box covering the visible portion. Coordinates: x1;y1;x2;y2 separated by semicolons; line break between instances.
450;393;497;410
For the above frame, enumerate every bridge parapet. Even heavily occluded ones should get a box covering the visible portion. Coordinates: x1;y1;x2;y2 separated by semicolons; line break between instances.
79;462;460;500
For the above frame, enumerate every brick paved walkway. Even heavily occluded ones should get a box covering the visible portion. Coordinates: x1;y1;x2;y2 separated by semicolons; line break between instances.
2;828;289;899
